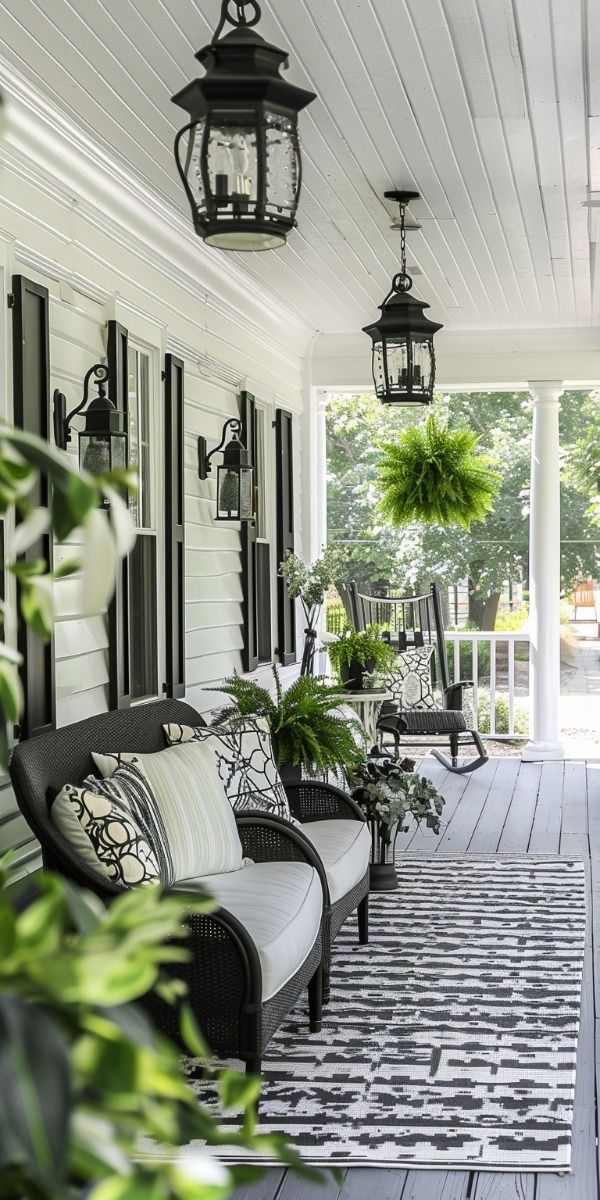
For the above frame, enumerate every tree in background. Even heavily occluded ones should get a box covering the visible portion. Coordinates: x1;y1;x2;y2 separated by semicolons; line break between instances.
327;390;599;630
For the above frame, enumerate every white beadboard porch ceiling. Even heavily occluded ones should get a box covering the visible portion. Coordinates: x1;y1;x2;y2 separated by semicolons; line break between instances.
1;0;599;336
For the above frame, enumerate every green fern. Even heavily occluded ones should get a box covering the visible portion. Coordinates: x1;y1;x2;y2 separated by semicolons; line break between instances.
378;412;500;529
216;668;366;773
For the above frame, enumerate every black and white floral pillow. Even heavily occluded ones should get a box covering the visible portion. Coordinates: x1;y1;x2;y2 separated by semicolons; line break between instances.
163;717;292;820
51;761;165;887
382;646;439;711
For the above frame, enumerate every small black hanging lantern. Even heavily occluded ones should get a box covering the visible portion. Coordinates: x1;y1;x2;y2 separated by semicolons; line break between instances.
198;418;254;522
363;191;443;405
171;0;316;251
53;364;127;475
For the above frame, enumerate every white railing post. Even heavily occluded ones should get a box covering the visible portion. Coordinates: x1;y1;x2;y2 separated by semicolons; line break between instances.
523;381;564;761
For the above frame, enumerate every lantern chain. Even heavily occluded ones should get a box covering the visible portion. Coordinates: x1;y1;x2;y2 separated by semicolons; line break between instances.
392;198;412;295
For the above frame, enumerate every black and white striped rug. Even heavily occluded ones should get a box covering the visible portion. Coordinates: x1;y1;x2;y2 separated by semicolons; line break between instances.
185;856;586;1172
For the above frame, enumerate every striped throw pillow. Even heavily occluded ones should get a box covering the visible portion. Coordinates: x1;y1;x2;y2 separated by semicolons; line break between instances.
92;741;244;881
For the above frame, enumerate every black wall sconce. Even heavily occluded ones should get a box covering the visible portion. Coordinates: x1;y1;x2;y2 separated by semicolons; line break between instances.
53;363;127;475
198;418;254;522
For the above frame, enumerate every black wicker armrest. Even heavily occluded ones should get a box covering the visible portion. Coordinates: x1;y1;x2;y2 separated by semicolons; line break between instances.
284;781;366;824
235;813;329;902
143;902;263;1052
444;679;474;709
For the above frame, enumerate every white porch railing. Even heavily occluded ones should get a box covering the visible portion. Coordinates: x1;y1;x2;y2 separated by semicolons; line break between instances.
445;631;531;739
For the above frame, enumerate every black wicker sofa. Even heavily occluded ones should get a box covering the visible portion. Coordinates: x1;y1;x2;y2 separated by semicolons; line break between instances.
10;698;369;1072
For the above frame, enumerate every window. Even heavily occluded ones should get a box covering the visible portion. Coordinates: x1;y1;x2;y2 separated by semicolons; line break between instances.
127;344;159;701
253;404;273;663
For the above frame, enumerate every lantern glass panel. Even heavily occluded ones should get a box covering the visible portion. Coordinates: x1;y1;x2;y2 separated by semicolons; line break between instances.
264;112;299;216
207;115;258;207
216;463;254;521
80;434;111;476
411;339;434;392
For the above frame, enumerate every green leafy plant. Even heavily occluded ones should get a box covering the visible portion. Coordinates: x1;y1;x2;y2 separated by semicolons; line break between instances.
215;667;367;774
351;757;444;838
0;426;137;767
279;549;343;677
378;412;500;530
476;689;529;736
0;862;310;1200
327;625;395;677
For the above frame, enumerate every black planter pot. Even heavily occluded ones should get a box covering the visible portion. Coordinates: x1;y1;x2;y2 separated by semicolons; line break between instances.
340;656;376;691
278;762;303;785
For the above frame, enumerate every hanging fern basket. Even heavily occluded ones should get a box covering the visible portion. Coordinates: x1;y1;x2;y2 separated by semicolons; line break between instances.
378;413;500;529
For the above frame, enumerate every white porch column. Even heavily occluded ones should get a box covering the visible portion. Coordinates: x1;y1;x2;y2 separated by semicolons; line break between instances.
522;381;564;761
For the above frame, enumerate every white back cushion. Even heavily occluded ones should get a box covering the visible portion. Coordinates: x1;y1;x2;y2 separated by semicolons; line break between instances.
92;741;243;881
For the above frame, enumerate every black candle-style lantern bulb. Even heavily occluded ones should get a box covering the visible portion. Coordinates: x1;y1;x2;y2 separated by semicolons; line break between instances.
53;364;127;476
363;191;443;405
171;0;316;251
198;417;254;522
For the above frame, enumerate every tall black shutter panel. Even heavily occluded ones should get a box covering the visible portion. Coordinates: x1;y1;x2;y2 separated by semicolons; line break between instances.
275;408;296;665
164;354;185;698
240;391;258;672
107;320;131;710
11;275;56;739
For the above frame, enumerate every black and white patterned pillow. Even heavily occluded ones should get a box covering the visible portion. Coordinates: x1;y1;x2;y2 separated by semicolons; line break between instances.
163;717;291;820
382;647;439;711
51;761;165;887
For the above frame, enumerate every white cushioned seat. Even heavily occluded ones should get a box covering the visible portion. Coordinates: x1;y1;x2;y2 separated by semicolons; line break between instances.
300;819;371;904
175;861;322;1003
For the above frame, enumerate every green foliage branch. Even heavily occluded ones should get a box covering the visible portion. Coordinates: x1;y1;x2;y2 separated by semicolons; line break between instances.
0;863;312;1200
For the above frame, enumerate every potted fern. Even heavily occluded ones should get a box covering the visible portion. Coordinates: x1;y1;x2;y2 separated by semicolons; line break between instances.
215;668;366;782
327;625;395;691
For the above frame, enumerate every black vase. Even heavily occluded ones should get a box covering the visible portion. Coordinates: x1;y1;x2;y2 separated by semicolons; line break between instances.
340;657;376;691
278;762;303;785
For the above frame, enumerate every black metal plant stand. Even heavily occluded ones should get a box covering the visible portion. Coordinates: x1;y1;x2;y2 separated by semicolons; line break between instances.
368;818;398;892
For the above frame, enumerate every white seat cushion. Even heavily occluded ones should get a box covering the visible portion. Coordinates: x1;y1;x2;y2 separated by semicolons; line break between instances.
300;819;371;904
175;861;322;1003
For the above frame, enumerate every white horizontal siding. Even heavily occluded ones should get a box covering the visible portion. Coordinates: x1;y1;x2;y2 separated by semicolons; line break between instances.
0;128;304;866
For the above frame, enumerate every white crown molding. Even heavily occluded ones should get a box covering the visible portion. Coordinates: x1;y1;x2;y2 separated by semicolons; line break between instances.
0;59;314;366
311;327;600;390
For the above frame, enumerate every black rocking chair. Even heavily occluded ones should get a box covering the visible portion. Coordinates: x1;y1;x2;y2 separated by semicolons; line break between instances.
348;581;488;775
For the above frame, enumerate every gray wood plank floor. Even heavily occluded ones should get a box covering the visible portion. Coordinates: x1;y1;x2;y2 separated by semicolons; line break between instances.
230;758;600;1200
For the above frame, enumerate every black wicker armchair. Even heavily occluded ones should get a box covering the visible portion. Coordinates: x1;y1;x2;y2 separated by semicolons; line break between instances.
9;699;325;1077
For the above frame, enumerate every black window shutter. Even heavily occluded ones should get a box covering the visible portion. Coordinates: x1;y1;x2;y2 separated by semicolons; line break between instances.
275;408;296;665
107;320;131;709
11;275;56;739
164;354;185;698
240;391;258;672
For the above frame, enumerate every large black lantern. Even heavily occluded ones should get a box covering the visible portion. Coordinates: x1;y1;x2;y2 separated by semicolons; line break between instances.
171;0;316;251
53;364;127;475
363;191;443;405
198;418;254;522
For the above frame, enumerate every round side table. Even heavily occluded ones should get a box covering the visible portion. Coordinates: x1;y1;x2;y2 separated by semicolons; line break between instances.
335;689;391;744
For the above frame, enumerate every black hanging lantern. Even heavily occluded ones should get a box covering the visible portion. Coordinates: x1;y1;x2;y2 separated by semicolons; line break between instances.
171;0;316;251
198;418;254;521
363;191;443;405
53;364;127;475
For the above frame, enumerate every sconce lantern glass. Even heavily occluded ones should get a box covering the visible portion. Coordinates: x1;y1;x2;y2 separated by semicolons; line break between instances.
198;417;254;523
